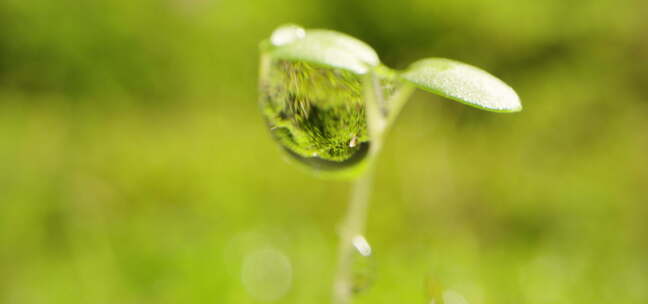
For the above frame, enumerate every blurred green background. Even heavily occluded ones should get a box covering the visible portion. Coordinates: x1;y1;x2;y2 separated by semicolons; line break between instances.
1;0;648;303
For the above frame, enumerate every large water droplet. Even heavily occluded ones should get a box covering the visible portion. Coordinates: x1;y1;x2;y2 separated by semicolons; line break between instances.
350;235;375;294
260;57;372;172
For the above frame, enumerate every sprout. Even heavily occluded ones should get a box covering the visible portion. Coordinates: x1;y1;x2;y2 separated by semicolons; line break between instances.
258;24;522;304
260;24;520;178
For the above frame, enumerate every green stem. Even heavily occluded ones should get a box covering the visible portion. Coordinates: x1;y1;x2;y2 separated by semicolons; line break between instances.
332;70;415;304
332;168;374;304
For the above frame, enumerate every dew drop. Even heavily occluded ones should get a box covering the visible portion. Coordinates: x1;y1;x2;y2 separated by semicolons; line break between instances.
259;57;372;172
259;50;407;175
350;235;375;295
352;235;371;257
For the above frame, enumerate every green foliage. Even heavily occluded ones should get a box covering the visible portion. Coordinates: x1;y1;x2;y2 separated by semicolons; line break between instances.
263;24;521;115
401;58;522;112
260;25;521;176
262;25;380;74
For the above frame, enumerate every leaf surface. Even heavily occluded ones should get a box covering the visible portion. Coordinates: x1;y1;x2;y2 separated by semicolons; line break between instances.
401;58;521;112
265;25;380;74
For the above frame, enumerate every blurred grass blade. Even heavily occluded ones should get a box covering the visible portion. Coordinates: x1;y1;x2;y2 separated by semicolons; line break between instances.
262;24;380;74
400;58;522;112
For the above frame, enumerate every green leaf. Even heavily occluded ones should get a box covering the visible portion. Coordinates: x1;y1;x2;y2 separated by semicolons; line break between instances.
262;24;380;74
400;58;522;112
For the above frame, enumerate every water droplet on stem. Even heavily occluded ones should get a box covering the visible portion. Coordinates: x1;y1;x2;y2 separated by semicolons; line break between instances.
349;235;374;295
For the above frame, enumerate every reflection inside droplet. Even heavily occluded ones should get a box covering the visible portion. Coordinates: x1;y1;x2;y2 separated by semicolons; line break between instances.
260;58;371;172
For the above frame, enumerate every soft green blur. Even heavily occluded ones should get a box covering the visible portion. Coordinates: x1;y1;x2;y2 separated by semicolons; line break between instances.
1;0;648;303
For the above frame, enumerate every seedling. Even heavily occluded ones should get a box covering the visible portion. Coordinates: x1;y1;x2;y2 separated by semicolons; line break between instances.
259;24;521;304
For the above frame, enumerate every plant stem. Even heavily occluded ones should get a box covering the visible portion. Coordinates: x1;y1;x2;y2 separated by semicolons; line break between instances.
332;72;415;304
332;168;374;304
